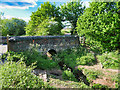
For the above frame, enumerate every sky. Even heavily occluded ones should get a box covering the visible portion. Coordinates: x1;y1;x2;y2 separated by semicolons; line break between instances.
0;0;91;22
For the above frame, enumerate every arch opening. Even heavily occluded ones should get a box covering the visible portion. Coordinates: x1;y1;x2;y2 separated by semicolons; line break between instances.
46;49;57;60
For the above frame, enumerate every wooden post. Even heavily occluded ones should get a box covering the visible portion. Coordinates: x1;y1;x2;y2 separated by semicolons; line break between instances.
7;35;9;52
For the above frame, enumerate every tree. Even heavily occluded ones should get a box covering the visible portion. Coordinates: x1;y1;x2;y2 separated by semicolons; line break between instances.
60;0;85;34
0;12;4;36
76;1;120;52
25;2;63;36
2;18;26;36
34;18;62;36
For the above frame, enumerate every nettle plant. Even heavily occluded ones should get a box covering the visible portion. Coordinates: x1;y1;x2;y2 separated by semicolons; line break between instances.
0;60;49;88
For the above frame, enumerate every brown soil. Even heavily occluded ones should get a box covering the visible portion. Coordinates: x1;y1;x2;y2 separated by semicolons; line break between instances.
33;63;119;88
77;63;119;88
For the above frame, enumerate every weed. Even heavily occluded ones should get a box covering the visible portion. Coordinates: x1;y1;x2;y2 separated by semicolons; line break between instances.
0;60;50;88
97;50;119;69
62;70;77;82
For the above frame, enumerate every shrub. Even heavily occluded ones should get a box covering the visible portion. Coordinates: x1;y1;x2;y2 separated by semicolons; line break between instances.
62;70;77;82
97;50;119;69
35;18;62;36
0;60;49;88
2;18;26;36
82;69;102;82
55;46;96;70
76;53;95;66
1;49;59;70
22;48;59;70
92;84;108;89
111;73;120;88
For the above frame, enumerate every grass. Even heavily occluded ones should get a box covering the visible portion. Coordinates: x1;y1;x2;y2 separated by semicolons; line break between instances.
1;44;119;88
48;78;90;88
97;50;119;69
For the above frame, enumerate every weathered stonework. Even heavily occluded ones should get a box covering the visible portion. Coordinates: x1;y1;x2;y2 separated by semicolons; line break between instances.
8;35;80;53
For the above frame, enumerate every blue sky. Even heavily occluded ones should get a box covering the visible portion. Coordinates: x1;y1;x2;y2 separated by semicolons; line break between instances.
0;0;91;22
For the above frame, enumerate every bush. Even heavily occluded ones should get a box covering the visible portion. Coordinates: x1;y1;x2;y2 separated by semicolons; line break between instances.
55;46;96;70
62;70;77;82
2;18;26;36
111;73;120;88
22;48;59;70
82;69;102;82
0;60;49;88
35;18;62;36
1;48;59;70
92;84;108;89
76;2;120;52
97;50;119;69
55;48;77;69
76;53;95;66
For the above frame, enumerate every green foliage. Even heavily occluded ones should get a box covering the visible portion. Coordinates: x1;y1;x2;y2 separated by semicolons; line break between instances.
23;47;59;70
76;53;95;65
0;60;47;88
62;70;77;81
97;50;119;69
61;28;71;35
0;12;3;35
48;78;90;88
25;2;63;36
34;18;62;36
2;48;59;70
1;18;26;36
60;0;85;34
82;69;102;82
92;84;108;89
55;46;96;69
111;73;120;88
76;2;120;52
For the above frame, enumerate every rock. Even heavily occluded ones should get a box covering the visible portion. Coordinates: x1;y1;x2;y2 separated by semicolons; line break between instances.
39;71;47;82
47;69;62;76
32;69;48;82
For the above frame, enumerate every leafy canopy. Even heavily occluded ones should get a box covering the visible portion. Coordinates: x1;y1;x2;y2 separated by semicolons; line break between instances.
1;18;26;36
60;0;85;34
25;2;63;36
35;18;62;36
77;1;120;52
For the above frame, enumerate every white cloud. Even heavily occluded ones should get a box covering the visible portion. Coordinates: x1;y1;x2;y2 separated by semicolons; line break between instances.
1;0;38;3
19;17;30;22
0;5;34;9
82;1;90;8
37;0;70;2
0;0;38;9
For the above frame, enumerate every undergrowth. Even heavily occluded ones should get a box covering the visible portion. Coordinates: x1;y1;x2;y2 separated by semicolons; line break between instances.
0;60;51;88
97;50;119;69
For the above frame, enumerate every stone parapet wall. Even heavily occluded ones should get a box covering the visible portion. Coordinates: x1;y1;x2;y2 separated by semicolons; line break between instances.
8;35;80;53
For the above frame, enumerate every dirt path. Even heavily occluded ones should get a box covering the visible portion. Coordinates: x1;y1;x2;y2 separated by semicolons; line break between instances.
77;63;120;73
77;63;119;88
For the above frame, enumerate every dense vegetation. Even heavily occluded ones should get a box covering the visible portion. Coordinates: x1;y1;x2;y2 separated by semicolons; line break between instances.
1;18;26;36
76;1;120;52
60;0;85;34
1;45;96;70
0;0;120;89
0;45;119;88
0;60;50;88
25;2;63;36
97;50;119;69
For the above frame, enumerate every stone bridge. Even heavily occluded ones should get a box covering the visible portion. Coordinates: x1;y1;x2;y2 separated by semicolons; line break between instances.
7;35;80;54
